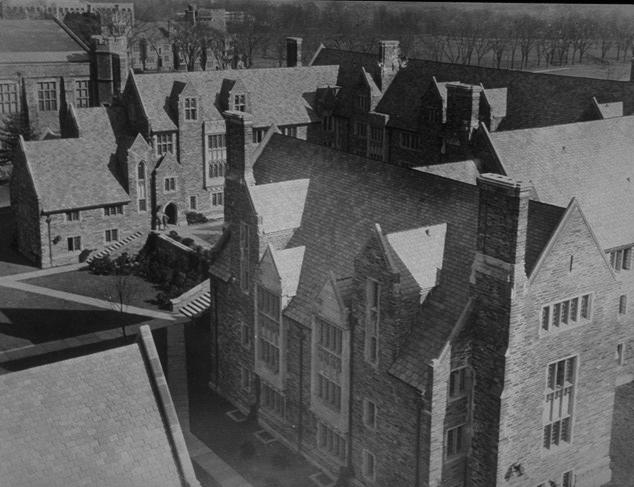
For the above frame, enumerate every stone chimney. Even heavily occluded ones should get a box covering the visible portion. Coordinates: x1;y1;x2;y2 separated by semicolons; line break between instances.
91;34;129;105
224;110;255;186
377;40;400;91
446;83;483;142
286;37;303;67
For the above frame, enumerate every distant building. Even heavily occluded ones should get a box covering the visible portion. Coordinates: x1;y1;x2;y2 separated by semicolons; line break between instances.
0;325;200;487
128;21;175;73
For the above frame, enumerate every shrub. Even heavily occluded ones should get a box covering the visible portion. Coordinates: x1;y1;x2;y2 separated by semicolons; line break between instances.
181;237;195;247
239;441;256;459
186;211;208;224
88;255;115;275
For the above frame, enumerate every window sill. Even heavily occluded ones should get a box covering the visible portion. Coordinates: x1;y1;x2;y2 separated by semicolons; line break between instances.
447;393;467;404
444;453;466;465
540;319;590;337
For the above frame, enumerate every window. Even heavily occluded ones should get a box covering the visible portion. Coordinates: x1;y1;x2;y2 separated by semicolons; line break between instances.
281;126;297;138
323;115;334;132
189;195;197;210
239;222;250;292
317;374;341;411
257;285;280;373
400;132;421;150
449;366;467;400
362;450;375;481
240;366;251;392
610;247;632;271
67;236;81;252
75;79;90;108
445;424;465;459
620;295;628;315
37;81;57;111
368;126;384;160
562;471;574;487
261;382;285;417
155;132;174;155
0;82;18;114
137;161;147;212
317;318;342;372
353;121;367;138
365;279;380;364
427;106;441;123
543;356;576;450
105;229;119;243
363;399;377;429
65;210;80;221
541;294;592;333
207;133;226;177
617;342;626;366
253;128;266;143
357;93;370;112
164;177;176;193
318;423;346;461
241;322;251;349
211;188;224;207
184;97;197;120
233;93;246;111
103;205;123;216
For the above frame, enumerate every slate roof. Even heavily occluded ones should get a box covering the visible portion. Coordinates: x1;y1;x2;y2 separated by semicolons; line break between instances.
312;47;634;131
414;160;480;185
0;19;88;63
490;115;634;250
385;223;446;293
132;65;340;131
73;106;117;143
248;178;309;234
0;326;198;487
23;136;129;213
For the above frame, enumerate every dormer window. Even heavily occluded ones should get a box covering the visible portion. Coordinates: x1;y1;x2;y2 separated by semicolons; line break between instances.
155;133;174;155
184;97;197;120
233;94;246;112
357;93;369;112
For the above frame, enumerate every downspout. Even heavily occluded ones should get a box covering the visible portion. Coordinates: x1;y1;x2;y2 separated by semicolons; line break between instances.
213;283;219;386
45;214;53;267
297;328;305;451
415;393;423;487
345;315;355;481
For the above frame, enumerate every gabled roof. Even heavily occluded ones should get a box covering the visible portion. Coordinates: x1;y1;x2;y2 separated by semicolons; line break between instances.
269;245;305;304
0;326;199;487
593;96;623;119
490;115;634;249
312;47;634;131
385;223;446;294
248;178;309;234
0;19;89;63
23;136;129;212
72;106;117;143
132;65;340;130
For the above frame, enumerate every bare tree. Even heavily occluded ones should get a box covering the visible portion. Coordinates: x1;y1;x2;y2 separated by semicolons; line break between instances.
105;254;140;338
172;22;226;71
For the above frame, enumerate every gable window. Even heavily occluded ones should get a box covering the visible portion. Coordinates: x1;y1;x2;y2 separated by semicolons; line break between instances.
610;247;632;271
184;97;197;120
257;285;280;373
323;115;334;132
280;126;297;138
155;132;174;155
357;93;370;112
189;195;197;211
253;128;266;143
104;204;123;216
543;356;576;450
318;423;346;462
449;365;467;400
363;399;377;429
541;293;592;333
0;82;18;114
207;133;226;177
239;222;250;292
137;161;147;212
67;236;81;252
317;318;342;372
65;210;80;222
362;450;375;481
261;382;285;417
445;424;465;460
105;228;119;243
353;121;367;138
37;81;57;111
233;93;246;112
400;132;421;151
620;295;628;315
75;79;90;108
211;187;224;207
164;177;176;193
365;278;380;365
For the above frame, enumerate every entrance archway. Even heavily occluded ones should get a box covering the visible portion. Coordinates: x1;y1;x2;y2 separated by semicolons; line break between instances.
165;202;177;225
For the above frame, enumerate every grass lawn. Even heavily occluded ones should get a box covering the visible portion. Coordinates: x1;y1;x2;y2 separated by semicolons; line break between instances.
24;268;162;310
529;62;630;81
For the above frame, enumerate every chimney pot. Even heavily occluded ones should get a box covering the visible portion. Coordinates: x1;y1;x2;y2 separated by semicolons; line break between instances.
286;37;303;67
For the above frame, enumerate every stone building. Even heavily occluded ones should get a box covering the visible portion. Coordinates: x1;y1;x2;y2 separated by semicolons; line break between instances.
208;108;634;486
0;325;199;487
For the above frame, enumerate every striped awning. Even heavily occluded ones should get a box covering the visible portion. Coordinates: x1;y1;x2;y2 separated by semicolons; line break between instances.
86;231;143;263
179;291;211;318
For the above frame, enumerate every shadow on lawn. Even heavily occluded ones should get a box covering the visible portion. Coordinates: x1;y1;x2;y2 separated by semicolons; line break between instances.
0;307;150;344
0;207;37;270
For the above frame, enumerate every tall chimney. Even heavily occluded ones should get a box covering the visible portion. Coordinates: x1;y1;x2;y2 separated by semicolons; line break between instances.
286;37;303;67
446;83;483;142
377;40;400;91
91;34;129;104
224;110;254;186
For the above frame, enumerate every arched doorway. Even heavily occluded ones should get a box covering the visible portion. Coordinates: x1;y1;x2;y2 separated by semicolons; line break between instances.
165;202;177;225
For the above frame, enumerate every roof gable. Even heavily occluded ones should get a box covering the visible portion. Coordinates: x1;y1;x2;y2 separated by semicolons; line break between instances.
316;271;349;328
248;178;309;234
259;244;305;309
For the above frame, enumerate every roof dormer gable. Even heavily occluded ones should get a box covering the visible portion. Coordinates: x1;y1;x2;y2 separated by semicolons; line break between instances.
178;81;201;123
315;272;350;329
258;244;306;310
227;78;250;113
